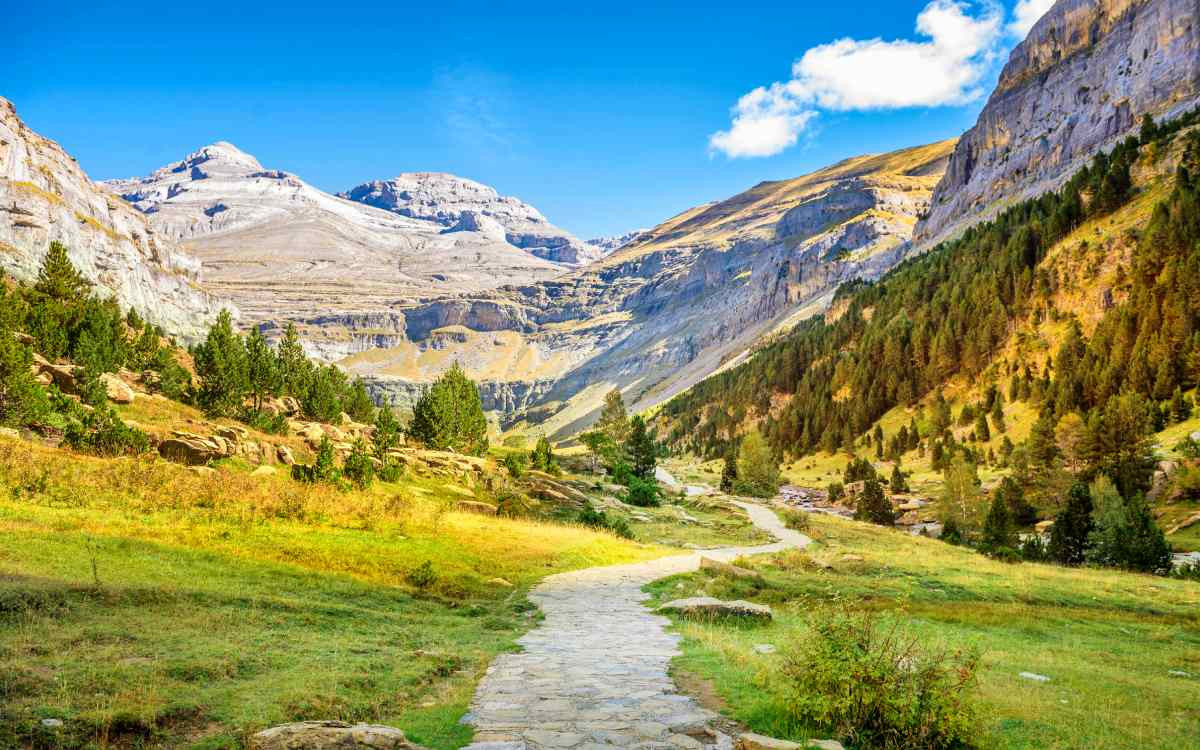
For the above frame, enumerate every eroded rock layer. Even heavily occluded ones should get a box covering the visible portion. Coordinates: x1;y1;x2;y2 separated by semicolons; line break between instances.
916;0;1200;246
0;98;227;342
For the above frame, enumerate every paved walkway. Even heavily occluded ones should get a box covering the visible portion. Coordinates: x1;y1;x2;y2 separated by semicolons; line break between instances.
461;501;811;750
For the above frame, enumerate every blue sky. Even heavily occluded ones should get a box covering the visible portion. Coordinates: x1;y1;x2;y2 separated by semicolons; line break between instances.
5;1;1051;238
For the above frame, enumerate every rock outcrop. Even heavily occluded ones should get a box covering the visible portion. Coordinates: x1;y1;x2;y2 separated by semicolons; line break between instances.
339;172;602;266
585;229;647;256
103;148;578;325
339;141;955;437
916;0;1200;247
249;721;427;750
0;98;228;343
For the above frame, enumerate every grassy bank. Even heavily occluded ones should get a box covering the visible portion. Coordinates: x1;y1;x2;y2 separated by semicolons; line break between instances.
0;436;667;749
647;512;1200;749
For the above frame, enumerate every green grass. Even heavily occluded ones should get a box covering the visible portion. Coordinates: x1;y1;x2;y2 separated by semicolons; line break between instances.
623;495;772;548
0;436;668;749
646;513;1200;750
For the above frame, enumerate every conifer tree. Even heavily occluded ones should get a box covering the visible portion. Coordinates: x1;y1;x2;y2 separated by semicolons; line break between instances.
244;327;279;412
35;241;91;301
889;464;908;493
627;415;656;480
974;411;991;442
372;404;402;458
408;363;489;456
990;393;1006;432
276;322;311;397
193;310;248;417
979;491;1018;558
1048;482;1094;566
720;447;738;492
854;477;894;526
530;435;558;474
0;319;48;427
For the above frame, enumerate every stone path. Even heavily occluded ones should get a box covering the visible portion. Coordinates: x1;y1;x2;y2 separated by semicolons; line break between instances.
461;501;811;749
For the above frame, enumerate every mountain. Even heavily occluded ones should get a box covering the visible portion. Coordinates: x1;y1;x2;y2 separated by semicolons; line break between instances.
339;173;602;266
103;148;577;324
0;97;226;342
337;140;955;434
915;0;1200;247
586;230;647;256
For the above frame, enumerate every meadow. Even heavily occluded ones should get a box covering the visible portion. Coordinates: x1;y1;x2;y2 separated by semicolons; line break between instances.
647;512;1200;749
0;435;667;749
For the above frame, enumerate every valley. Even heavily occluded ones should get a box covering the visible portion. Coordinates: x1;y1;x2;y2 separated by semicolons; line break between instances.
3;0;1200;748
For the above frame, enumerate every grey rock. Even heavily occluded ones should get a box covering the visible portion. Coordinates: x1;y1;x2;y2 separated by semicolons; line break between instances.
1019;672;1051;683
658;597;772;621
752;644;777;655
248;721;426;749
916;0;1200;247
0;97;228;344
40;719;63;729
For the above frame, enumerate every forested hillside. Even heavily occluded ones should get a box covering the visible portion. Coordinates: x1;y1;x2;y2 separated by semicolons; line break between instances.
662;111;1200;502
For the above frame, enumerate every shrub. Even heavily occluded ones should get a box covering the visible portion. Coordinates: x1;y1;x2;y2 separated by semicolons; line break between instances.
781;508;810;533
577;501;634;539
624;476;661;507
405;560;437;590
291;436;341;485
377;460;404;484
779;608;980;750
1173;561;1200;581
826;482;844;503
1019;534;1048;562
735;429;780;497
503;452;527;478
342;438;375;489
63;406;149;457
240;408;289;435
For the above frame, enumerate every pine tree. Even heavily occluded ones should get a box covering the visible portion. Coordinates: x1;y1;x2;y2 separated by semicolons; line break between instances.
1048;482;1094;566
530;435;558;474
720;447;738;492
854;477;894;526
889;464;908;493
276;322;311;397
979;491;1018;558
35;241;91;301
193;310;248;417
343;379;375;423
627;415;656;480
0;320;49;427
974;411;991;442
995;476;1037;526
244;328;279;412
990;393;1007;432
342;438;375;489
372;404;402;459
408;363;489;456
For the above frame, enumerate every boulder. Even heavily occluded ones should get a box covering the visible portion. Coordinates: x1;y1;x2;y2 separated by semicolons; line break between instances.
42;362;79;393
251;465;277;477
216;424;248;442
277;444;296;466
658;597;772;620
190;466;217;477
456;500;498;516
736;733;844;750
249;721;427;750
100;373;135;404
0;427;21;440
160;437;220;466
700;557;764;582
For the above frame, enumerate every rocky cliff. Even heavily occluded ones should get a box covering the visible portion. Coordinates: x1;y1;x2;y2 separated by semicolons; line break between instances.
336;140;955;436
0;98;227;342
104;149;577;323
916;0;1200;246
339;173;602;266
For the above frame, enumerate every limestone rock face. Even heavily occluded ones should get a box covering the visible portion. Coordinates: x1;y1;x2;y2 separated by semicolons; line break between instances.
103;149;577;325
339;172;602;266
249;721;426;750
916;0;1200;247
0;98;228;343
340;140;954;438
585;229;647;256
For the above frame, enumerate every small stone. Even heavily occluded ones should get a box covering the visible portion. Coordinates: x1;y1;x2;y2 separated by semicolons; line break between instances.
40;719;63;729
250;465;277;477
489;578;514;587
189;466;217;477
1019;671;1051;683
1168;670;1191;678
753;644;777;654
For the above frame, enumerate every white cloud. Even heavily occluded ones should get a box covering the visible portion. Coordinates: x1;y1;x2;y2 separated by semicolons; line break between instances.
1009;0;1056;37
709;1;1005;158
